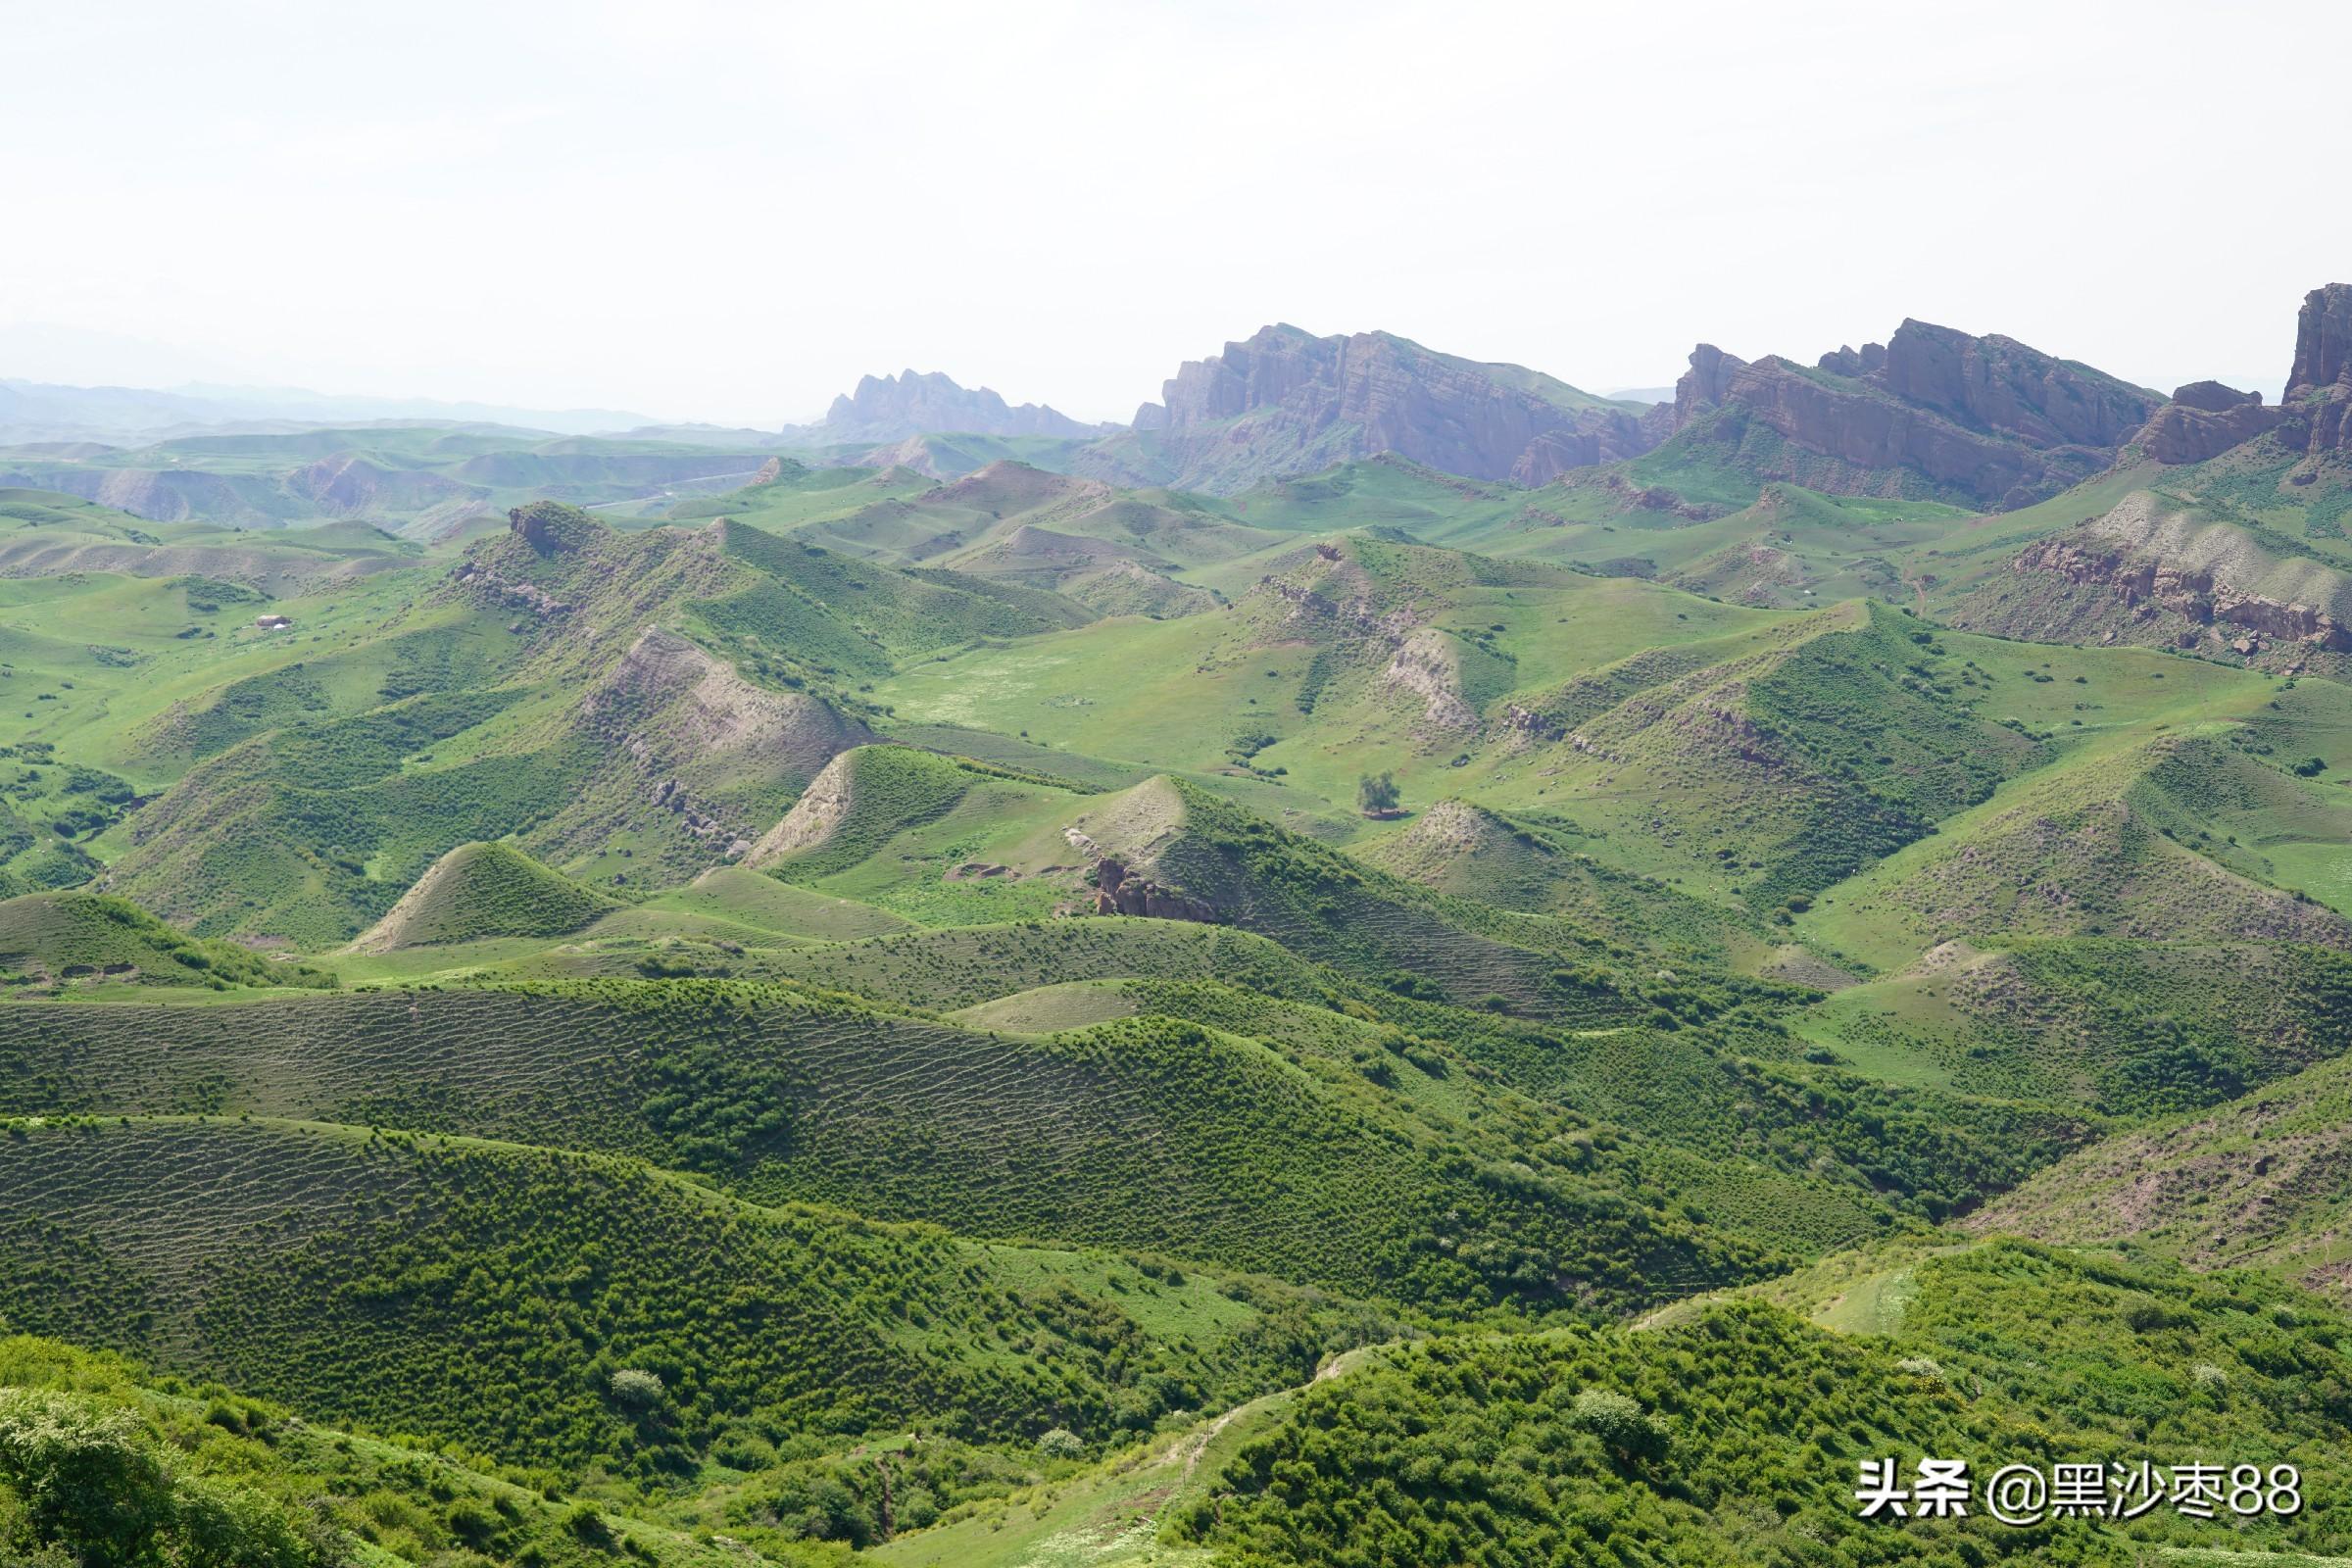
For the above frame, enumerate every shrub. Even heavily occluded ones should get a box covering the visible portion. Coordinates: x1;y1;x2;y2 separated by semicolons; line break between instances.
1568;1389;1666;1463
1034;1428;1084;1459
606;1369;664;1410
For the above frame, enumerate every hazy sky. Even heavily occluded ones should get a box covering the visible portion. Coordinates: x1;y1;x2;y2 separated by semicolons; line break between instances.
5;0;2346;425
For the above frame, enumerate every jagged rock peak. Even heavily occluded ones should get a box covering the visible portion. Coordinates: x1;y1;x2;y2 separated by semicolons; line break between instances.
1116;323;1660;493
2287;283;2352;454
2288;284;2352;402
818;369;1107;442
1669;319;2162;509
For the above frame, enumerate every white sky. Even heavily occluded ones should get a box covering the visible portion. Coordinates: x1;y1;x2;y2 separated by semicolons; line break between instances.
4;0;2346;425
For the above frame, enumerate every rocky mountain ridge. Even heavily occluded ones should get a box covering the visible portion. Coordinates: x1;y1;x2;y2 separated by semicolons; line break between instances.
798;368;1111;445
2129;283;2352;465
1669;318;2164;510
1075;324;1665;495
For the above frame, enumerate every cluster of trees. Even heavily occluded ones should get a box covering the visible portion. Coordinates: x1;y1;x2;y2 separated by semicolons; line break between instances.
0;1391;335;1568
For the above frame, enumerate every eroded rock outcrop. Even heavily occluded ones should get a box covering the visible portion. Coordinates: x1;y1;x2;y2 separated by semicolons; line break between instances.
2285;283;2352;454
1091;856;1219;922
1671;319;2162;510
1093;325;1661;494
2013;532;2352;652
2133;382;2285;466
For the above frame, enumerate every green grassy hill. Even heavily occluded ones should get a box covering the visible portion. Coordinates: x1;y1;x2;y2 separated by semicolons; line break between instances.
0;1116;1348;1482
0;890;334;992
350;841;622;951
1796;729;2352;972
1065;1240;2352;1568
1799;938;2352;1115
0;981;1783;1316
18;405;2352;1568
1968;1046;2352;1292
890;1237;2352;1567
0;1332;771;1568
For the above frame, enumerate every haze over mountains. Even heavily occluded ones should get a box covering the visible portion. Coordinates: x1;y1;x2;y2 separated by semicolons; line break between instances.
6;282;2352;1567
19;290;2342;524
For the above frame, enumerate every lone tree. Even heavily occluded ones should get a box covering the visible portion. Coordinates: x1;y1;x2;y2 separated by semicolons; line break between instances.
1357;770;1401;816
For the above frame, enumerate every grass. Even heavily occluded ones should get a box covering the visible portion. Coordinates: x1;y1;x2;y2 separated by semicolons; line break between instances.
0;979;1783;1317
1171;1241;2352;1566
0;1332;760;1568
16;437;2352;1567
349;841;621;951
0;1115;1355;1484
0;890;336;994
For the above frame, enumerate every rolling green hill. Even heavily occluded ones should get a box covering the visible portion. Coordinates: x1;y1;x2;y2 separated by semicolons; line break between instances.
0;1332;770;1568
0;981;1785;1316
0;890;336;992
1968;1045;2352;1293
349;841;623;951
15;380;2352;1568
0;1117;1349;1480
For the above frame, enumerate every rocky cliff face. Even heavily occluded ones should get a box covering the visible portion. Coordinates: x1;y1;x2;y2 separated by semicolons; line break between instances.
809;370;1107;444
1090;856;1218;921
2285;283;2352;454
2132;382;2284;466
2013;533;2352;654
2128;284;2352;465
1670;320;2162;510
1089;325;1660;495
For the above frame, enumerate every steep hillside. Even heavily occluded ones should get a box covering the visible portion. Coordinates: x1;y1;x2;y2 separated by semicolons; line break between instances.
1800;937;2352;1116
1797;730;2352;972
94;505;1123;939
0;1117;1348;1480
0;1333;762;1568
0;890;334;990
1950;467;2352;674
0;983;1778;1316
1969;1051;2352;1296
1658;317;2161;511
1166;1242;2352;1567
348;841;621;951
1475;602;2048;906
1354;799;1756;960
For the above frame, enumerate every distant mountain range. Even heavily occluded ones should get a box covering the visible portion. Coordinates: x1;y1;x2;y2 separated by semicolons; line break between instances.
1069;324;1667;495
786;368;1113;445
0;377;659;443
14;292;2346;522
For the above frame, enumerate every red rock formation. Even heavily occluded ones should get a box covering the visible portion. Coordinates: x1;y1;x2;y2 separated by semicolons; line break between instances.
1671;321;2162;510
1115;325;1659;494
2284;283;2352;454
2133;382;2285;466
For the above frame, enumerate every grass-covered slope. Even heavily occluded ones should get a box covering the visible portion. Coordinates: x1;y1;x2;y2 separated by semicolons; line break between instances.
1174;1241;2352;1567
0;981;1775;1315
1800;937;2352;1115
0;1334;760;1568
1354;798;1758;960
1055;776;1660;1020
349;841;621;952
1968;1046;2352;1292
1797;730;2352;972
0;890;334;992
0;1117;1350;1482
